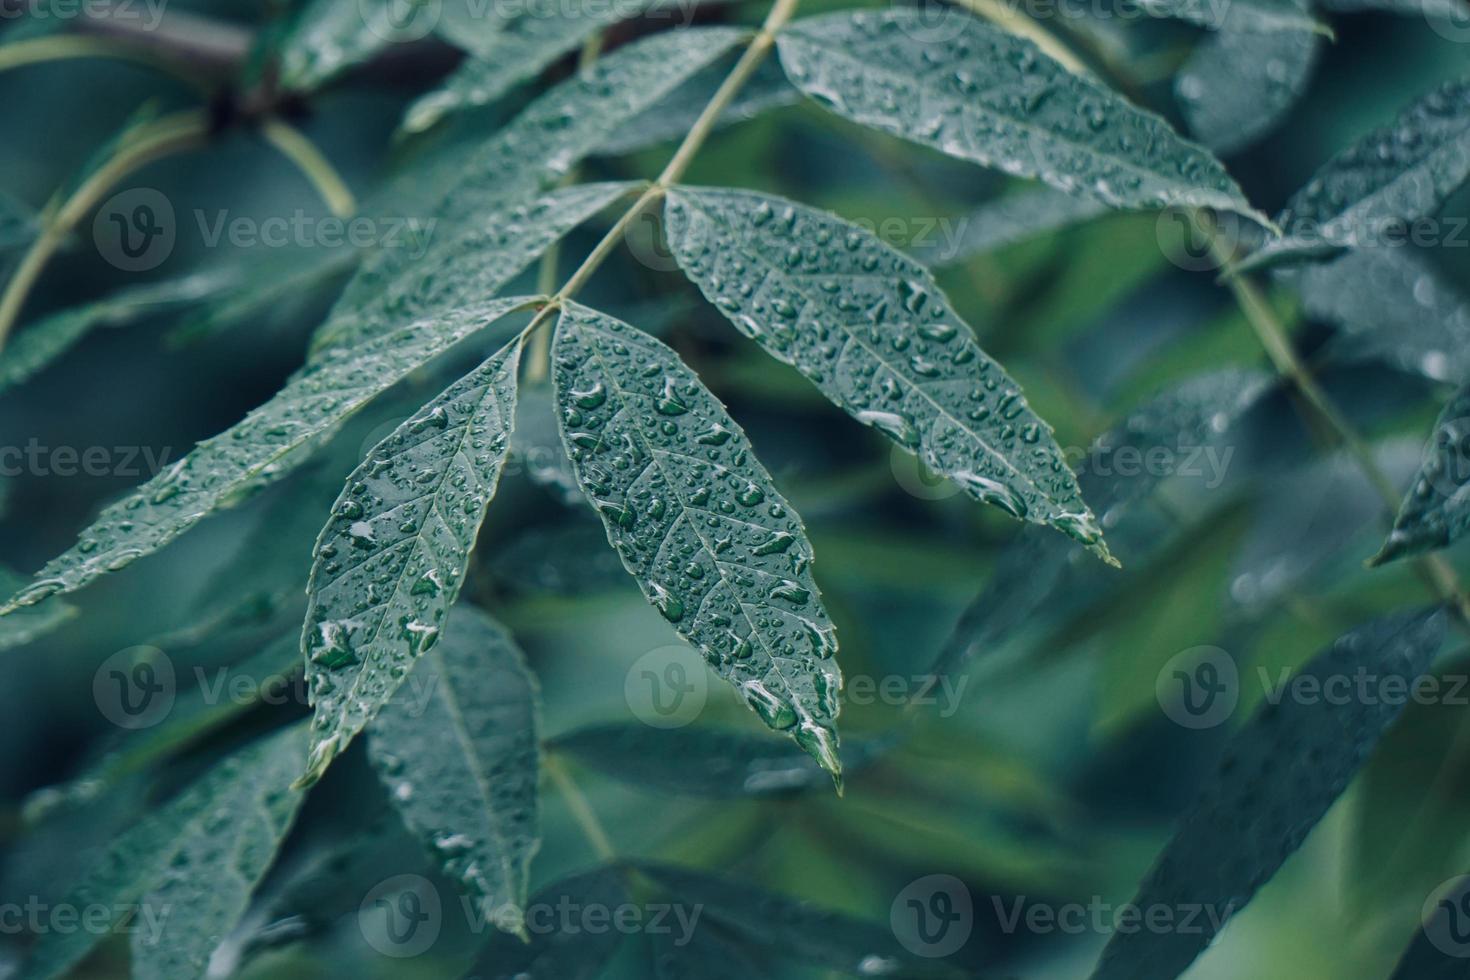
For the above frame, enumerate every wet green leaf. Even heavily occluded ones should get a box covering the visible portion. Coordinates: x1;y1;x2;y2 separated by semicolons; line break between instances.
300;338;522;784
776;10;1263;218
665;186;1112;559
368;606;541;937
1090;611;1446;980
1372;384;1470;565
1245;77;1470;268
21;724;308;980
551;301;843;777
0;296;536;617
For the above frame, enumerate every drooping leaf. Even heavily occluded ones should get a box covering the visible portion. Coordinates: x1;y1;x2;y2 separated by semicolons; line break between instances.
665;186;1112;559
931;367;1273;678
0;268;244;392
596;57;800;156
550;723;891;798
318;182;634;352
775;10;1263;218
21;723;309;980
1371;384;1470;565
1291;246;1470;383
402;0;684;132
0;295;536;616
1176;28;1321;156
911;186;1110;268
1134;0;1326;35
300;337;522;784
367;606;540;936
1090;610;1446;980
0;564;74;653
551;302;844;776
461;867;631;980
634;863;960;976
1244;77;1470;268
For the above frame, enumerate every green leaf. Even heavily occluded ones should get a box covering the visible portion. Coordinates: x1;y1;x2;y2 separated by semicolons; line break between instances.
648;923;769;979
1134;0;1326;35
930;367;1272;678
402;0;682;133
21;723;309;980
1090;610;1446;980
665;186;1112;559
0;565;74;652
1290;246;1470;383
279;0;432;90
549;723;891;798
368;606;540;936
1371;384;1470;565
912;186;1109;268
300;337;522;784
0;268;241;392
551;301;843;777
462;867;630;979
776;10;1263;219
318;181;634;352
1176;28;1321;156
634;863;958;976
1245;77;1470;268
0;295;536;616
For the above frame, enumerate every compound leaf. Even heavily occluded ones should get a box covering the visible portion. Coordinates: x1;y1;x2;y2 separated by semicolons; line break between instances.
551;302;843;778
368;606;541;937
1090;611;1446;980
776;10;1263;219
1372;383;1470;565
666;186;1111;559
22;723;308;980
300;337;523;784
0;295;536;617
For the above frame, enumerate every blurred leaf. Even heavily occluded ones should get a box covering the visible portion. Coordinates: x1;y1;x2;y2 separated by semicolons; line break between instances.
552;302;843;775
1136;0;1325;35
278;0;426;90
1176;28;1321;156
666;186;1112;560
1373;383;1470;565
1291;246;1470;384
776;10;1264;218
301;338;522;784
550;723;892;797
647;923;770;979
461;867;630;979
1090;610;1446;980
0;296;535;616
913;186;1109;268
368;605;541;936
22;724;308;980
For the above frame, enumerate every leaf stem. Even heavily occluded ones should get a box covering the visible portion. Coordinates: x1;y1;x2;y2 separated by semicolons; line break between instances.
0;109;211;357
545;753;618;862
258;119;357;219
0;34;205;87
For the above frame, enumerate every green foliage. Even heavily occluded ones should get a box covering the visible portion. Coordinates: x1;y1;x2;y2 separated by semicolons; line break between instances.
3;1;1470;978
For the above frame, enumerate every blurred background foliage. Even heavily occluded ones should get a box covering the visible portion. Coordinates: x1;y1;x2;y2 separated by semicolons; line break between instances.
0;0;1468;977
